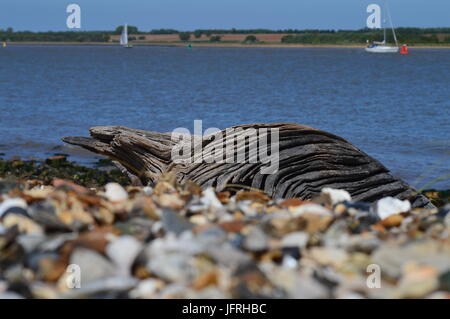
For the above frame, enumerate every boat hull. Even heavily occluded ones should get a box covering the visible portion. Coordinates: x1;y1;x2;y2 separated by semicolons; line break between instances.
365;46;399;54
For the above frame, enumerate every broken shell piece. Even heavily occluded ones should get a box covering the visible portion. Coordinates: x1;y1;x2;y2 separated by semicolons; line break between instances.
376;197;411;220
105;183;128;203
3;214;43;234
0;198;28;218
321;188;352;205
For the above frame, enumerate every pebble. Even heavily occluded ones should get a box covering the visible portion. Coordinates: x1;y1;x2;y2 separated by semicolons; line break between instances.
161;208;194;235
0;174;448;299
201;187;223;210
0;181;21;194
290;204;332;217
242;227;269;252
129;278;165;298
280;231;309;249
437;204;450;218
309;247;349;269
62;277;138;299
106;235;143;277
372;241;450;280
389;263;439;298
321;188;352;205
376;197;411;220
0;291;24;299
3;215;43;234
104;183;128;202
267;268;328;299
70;248;116;284
0;198;28;218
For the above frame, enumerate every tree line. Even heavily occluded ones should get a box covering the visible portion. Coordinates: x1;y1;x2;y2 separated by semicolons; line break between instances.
1;27;450;44
0;28;110;42
281;29;450;44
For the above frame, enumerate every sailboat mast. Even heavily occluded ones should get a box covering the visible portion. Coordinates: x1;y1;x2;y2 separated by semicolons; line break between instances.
383;2;387;43
385;1;399;47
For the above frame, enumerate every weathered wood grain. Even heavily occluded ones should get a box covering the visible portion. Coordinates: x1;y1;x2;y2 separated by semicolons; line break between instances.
63;123;431;208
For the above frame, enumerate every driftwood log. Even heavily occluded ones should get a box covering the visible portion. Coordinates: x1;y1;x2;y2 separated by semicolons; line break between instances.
63;123;431;208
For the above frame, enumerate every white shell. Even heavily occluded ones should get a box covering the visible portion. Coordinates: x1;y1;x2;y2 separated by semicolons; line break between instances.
321;188;352;205
104;183;128;202
376;197;411;220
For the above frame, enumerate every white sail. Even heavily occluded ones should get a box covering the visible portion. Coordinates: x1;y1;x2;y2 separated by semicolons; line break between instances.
120;24;128;46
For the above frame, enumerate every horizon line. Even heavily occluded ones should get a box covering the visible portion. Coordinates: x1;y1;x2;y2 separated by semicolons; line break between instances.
3;26;450;33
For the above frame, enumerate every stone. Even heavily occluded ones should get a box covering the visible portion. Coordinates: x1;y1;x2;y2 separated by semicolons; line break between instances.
157;193;185;209
390;263;439;298
0;291;24;299
129;278;165;298
0;198;28;218
62;276;138;299
2;215;43;234
280;231;309;249
372;240;450;280
28;200;71;232
236;191;271;204
381;214;404;228
290;204;332;217
144;232;202;283
70;248;116;284
0;181;21;194
195;227;227;246
53;179;89;195
0;171;447;299
242;227;269;252
206;243;250;267
351;210;380;233
438;270;450;291
104;183;128;202
376;197;411;220
16;234;46;253
161;208;194;236
309;247;349;269
201;187;223;210
321;188;351;205
437;204;450;218
267;268;328;299
106;235;142;277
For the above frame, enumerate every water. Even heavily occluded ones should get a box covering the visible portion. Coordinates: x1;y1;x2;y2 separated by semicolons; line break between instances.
0;45;449;188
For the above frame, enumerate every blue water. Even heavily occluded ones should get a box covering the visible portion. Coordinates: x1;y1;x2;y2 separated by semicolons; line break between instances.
0;45;449;188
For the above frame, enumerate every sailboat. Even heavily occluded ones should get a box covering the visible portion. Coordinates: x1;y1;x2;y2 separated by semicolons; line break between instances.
120;24;133;48
366;1;399;53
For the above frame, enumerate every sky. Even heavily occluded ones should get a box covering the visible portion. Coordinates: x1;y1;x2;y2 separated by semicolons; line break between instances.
0;0;449;32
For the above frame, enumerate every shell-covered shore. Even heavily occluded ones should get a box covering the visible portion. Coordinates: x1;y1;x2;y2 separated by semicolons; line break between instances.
0;157;449;299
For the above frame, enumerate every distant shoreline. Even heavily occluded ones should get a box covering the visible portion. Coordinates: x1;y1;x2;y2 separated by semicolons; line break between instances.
7;41;450;49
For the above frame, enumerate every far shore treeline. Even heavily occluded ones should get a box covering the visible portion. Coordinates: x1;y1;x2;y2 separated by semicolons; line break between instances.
1;26;450;44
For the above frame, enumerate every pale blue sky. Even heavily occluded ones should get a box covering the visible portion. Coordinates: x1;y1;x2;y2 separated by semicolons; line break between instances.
1;0;448;31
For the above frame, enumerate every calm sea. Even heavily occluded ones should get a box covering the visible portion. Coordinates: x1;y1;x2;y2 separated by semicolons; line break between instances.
0;45;449;188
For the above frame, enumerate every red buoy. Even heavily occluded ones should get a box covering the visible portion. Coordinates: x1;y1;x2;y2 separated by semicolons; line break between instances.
400;44;409;55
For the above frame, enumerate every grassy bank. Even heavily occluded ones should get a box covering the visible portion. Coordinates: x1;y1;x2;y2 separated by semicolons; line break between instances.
0;156;129;188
